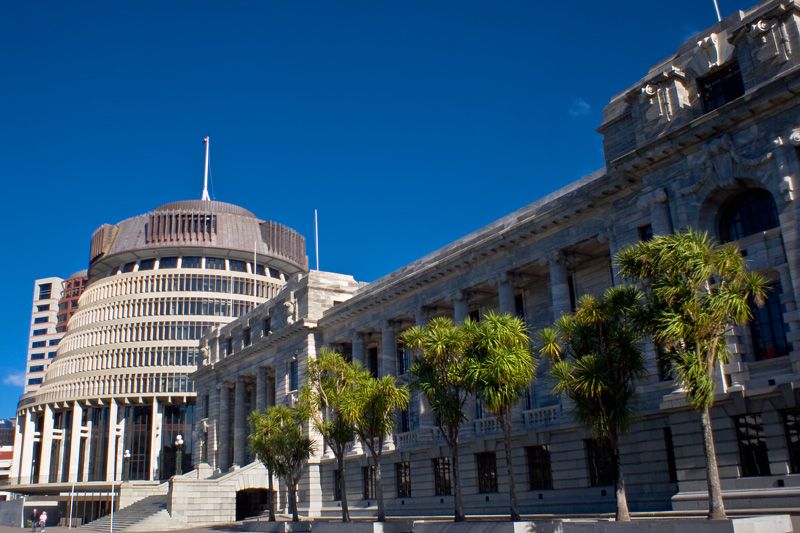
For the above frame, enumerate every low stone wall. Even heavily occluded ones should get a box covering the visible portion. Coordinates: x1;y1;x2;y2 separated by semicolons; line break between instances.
118;480;169;509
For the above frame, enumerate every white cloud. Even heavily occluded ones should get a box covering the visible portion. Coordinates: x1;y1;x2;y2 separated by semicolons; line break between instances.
568;97;591;118
3;372;26;387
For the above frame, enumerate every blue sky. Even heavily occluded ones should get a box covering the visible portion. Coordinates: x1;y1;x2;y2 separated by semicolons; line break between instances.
0;0;752;416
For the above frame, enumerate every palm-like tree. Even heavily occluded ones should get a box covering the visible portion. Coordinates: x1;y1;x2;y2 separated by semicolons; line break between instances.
300;348;359;522
617;229;767;520
402;317;471;521
339;371;409;522
539;286;647;521
464;311;535;521
248;405;314;522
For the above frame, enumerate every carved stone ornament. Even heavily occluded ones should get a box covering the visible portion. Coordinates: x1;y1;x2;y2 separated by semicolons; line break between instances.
747;17;792;62
789;128;800;146
697;33;720;68
283;295;297;325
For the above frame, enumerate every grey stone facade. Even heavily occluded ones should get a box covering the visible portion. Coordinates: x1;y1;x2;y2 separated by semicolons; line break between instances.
190;0;800;521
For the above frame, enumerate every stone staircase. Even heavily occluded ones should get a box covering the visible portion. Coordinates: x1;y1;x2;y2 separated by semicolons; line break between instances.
79;495;186;532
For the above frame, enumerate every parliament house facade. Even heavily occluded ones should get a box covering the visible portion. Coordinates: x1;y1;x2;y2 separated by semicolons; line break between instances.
11;0;800;526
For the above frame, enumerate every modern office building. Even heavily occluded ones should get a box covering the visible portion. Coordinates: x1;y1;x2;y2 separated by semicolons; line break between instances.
181;0;800;524
56;271;87;334
24;278;65;393
10;198;307;525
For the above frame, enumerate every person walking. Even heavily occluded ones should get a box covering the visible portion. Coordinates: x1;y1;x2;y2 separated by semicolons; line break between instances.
38;511;47;533
30;508;38;532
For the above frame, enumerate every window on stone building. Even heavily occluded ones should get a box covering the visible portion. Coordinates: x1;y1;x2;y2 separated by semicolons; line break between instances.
160;257;178;269
698;61;745;112
29;365;44;373
433;457;452;496
31;341;46;349
33;329;47;336
476;452;498;493
27;378;42;385
735;414;771;477
749;282;789;361
367;347;379;378
30;353;45;360
663;427;678;482
122;262;136;273
586;438;615;486
398;408;410;433
396;461;411;497
567;274;577;311
33;316;47;324
362;465;376;499
656;346;675;382
228;259;246;272
718;188;779;243
263;317;271;336
514;293;526;320
182;256;201;268
638;224;654;242
224;337;233;356
36;304;50;312
526;445;553;490
784;409;800;474
206;257;226;270
396;341;409;375
475;398;484;420
48;339;59;346
139;258;156;271
288;360;299;392
243;328;251;347
47;351;56;358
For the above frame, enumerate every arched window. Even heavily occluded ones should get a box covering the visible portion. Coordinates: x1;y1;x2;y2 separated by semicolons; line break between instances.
718;189;779;242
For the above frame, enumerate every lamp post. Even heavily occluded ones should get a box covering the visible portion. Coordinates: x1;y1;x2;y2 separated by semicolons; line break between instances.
175;435;184;476
123;449;131;483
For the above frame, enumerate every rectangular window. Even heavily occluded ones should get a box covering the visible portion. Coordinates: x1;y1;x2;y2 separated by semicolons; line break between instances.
396;341;409;375
33;317;48;324
31;341;46;348
289;360;299;391
30;353;45;360
263;317;271;336
514;293;526;320
224;337;233;356
698;61;745;113
243;328;251;346
638;224;654;242
181;256;201;269
749;282;789;360
48;352;57;358
362;465;376;499
398;409;410;433
526;445;553;490
664;427;678;482
396;461;411;497
368;347;379;377
48;339;59;346
159;257;178;269
29;365;44;373
268;267;281;279
139;258;156;271
38;283;52;300
735;414;771;477
586;438;615;486
432;457;452;496
32;329;47;336
206;257;226;270
656;346;674;382
784;409;800;474
567;274;577;311
229;259;246;272
36;304;50;312
476;452;498;493
28;378;43;385
121;262;136;273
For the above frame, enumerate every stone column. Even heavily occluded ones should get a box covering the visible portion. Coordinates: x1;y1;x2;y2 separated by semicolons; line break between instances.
498;274;515;315
352;334;364;366
67;402;83;482
256;367;266;412
37;405;54;484
106;400;119;481
549;252;571;320
149;399;162;481
381;321;396;377
233;376;247;467
453;291;468;323
19;410;34;484
217;383;230;472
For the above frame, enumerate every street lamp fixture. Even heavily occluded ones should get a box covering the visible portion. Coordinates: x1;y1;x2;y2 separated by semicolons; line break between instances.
123;449;131;482
175;434;184;476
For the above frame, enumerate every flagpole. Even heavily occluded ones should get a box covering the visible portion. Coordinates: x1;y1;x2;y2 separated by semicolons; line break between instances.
712;0;722;21
314;209;320;271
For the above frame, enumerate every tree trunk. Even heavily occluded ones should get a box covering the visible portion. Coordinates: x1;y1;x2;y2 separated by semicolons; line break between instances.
373;443;385;522
701;406;727;520
500;412;520;521
611;434;630;521
288;478;299;522
267;467;276;521
451;429;465;522
337;452;350;522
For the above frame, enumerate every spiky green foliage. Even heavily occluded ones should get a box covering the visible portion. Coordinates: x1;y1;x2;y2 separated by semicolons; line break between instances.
300;348;359;522
248;405;314;522
617;229;767;520
402;317;470;521
539;285;647;521
339;371;409;522
464;311;535;521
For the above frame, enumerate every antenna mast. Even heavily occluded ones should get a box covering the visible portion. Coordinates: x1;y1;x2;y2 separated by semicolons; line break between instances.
314;209;320;271
201;136;211;201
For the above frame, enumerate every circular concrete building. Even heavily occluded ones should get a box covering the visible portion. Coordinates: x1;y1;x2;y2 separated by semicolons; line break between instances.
13;198;306;518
